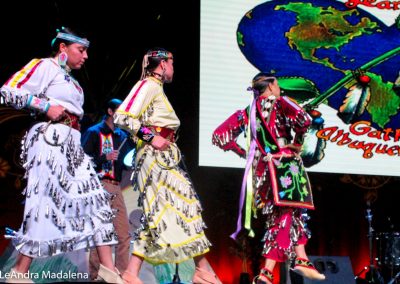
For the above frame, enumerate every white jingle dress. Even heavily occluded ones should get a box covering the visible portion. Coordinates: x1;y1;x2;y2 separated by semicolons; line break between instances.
0;58;117;258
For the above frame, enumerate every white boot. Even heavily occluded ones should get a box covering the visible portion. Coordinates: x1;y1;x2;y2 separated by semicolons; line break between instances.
292;258;326;281
97;264;124;284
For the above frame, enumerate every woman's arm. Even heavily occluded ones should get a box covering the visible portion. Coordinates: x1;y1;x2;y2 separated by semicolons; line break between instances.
212;109;248;158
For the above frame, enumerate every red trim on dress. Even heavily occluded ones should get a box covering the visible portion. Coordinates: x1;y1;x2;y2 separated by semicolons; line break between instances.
124;80;148;112
16;60;44;89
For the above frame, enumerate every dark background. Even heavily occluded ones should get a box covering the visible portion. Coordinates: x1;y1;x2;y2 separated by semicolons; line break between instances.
1;1;400;283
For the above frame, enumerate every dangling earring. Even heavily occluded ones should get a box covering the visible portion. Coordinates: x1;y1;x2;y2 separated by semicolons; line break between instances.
58;52;68;69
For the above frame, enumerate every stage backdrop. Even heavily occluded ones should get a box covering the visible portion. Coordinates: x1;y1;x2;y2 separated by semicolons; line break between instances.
199;0;400;177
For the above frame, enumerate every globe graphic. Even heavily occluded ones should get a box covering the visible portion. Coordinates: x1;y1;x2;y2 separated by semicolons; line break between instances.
237;0;400;131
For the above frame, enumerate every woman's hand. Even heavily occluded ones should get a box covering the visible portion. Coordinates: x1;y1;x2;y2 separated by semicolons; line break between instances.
46;105;66;121
151;135;170;151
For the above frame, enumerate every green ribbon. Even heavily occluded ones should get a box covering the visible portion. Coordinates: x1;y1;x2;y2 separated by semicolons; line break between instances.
244;119;255;237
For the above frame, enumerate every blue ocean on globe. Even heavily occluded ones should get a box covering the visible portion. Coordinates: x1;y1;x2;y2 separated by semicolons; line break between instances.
237;0;400;131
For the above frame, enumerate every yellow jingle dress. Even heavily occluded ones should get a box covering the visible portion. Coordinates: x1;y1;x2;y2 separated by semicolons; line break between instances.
114;76;211;264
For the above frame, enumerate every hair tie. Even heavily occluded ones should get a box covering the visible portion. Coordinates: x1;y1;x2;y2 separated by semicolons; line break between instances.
247;86;260;97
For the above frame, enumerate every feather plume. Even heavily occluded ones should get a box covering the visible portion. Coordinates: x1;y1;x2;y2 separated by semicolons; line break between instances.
338;83;371;124
301;117;326;167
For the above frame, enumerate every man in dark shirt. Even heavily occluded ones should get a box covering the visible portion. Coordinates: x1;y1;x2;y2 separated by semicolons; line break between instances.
82;98;134;280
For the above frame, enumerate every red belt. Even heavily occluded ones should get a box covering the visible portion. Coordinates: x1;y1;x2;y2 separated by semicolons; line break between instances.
147;126;176;142
36;111;80;130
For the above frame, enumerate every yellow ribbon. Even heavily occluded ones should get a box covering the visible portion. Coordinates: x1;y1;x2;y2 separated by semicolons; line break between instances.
244;116;255;237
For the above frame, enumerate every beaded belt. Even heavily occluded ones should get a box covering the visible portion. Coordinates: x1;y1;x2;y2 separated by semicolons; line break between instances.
147;126;176;142
59;112;80;131
37;111;80;131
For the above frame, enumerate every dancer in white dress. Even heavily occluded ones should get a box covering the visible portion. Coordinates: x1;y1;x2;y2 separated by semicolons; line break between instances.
0;27;123;284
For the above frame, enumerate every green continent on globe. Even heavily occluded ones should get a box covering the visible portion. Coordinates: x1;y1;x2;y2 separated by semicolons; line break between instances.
275;2;379;72
366;73;400;128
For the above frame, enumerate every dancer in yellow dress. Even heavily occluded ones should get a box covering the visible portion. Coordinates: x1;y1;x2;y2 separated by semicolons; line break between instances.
114;48;221;284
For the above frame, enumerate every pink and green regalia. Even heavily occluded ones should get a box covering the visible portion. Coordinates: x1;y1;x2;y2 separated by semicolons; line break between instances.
213;90;315;261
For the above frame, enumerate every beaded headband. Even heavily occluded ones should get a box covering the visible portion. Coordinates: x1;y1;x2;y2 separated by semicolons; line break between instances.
54;32;90;47
146;50;169;58
141;50;170;80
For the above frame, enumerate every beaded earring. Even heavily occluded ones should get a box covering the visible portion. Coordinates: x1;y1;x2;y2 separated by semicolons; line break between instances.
58;52;68;69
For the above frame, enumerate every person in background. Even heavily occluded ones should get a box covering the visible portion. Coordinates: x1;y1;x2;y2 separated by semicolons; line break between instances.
82;98;135;280
0;27;123;284
212;72;325;284
114;48;222;284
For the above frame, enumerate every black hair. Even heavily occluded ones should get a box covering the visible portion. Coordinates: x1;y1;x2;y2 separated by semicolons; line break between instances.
105;98;122;115
145;47;170;72
252;72;276;95
50;26;87;56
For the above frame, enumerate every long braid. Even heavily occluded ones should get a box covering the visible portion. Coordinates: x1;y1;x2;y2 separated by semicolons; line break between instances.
140;54;150;80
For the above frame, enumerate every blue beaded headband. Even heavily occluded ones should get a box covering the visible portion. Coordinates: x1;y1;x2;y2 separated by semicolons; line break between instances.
53;32;90;47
